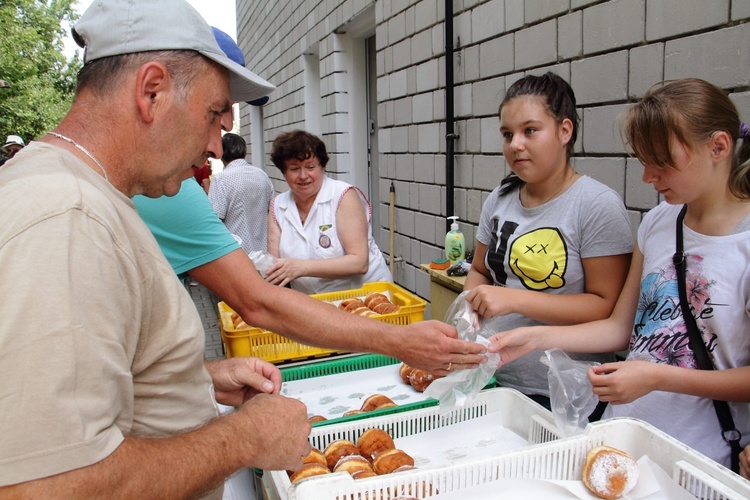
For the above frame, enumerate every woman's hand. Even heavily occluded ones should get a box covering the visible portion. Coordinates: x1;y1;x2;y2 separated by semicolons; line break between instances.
264;258;306;287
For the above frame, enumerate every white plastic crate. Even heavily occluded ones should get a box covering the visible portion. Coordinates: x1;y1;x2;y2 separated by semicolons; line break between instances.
262;388;559;500
271;415;750;500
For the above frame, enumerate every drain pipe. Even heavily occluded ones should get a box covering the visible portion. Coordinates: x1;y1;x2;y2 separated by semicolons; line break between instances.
444;0;457;232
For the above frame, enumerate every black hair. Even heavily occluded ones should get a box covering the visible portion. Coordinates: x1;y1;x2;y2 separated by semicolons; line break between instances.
221;133;247;163
497;72;579;196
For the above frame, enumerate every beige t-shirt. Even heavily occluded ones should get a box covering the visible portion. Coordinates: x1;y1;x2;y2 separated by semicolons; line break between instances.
0;143;219;486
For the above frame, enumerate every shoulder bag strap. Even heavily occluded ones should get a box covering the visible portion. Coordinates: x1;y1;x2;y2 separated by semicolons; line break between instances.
672;205;743;473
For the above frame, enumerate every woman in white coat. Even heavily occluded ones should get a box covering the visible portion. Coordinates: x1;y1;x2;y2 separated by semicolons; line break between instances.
266;130;392;294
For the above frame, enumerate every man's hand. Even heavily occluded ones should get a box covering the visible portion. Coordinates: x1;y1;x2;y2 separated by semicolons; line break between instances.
394;320;487;374
205;357;282;407
230;393;312;472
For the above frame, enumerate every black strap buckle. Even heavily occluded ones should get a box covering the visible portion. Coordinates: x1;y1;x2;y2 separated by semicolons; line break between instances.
672;251;685;267
722;428;742;444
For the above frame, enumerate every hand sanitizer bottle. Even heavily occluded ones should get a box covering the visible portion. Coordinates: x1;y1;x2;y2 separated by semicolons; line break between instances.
444;216;465;264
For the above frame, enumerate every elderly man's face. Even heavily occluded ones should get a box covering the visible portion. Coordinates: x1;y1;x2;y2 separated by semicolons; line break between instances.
137;59;233;198
5;145;22;158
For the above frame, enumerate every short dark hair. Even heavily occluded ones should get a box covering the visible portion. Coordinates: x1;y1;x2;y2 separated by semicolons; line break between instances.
270;130;329;173
221;133;247;163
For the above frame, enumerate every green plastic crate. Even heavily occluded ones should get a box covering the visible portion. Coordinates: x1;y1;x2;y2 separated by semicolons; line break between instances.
281;353;495;427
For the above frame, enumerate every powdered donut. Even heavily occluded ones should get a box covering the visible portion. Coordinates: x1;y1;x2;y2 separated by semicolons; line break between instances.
582;446;639;499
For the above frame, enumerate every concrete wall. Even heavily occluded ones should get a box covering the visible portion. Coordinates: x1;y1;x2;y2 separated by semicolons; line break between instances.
237;0;750;315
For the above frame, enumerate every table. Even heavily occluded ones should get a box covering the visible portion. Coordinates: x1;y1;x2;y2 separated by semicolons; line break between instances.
420;263;466;322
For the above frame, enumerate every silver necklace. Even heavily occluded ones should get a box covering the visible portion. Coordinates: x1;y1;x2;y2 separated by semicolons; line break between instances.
48;132;109;182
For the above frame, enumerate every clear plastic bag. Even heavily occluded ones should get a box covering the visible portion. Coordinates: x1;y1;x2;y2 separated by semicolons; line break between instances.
542;348;600;437
423;291;500;412
247;250;277;278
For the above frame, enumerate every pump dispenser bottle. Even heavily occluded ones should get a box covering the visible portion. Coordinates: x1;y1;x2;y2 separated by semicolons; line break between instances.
444;216;465;264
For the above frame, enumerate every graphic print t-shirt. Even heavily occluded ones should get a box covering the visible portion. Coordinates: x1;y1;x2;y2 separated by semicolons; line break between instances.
476;176;633;396
604;202;750;467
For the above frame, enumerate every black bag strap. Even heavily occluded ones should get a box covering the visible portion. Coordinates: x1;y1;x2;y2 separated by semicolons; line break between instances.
672;205;743;473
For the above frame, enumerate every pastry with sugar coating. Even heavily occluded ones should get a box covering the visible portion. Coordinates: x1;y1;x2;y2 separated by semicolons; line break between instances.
582;445;639;499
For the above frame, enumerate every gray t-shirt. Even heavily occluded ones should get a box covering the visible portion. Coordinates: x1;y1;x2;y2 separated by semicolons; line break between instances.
476;175;634;397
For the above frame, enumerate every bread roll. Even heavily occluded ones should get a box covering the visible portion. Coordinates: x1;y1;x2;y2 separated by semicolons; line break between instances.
364;292;389;309
308;415;327;424
399;363;414;384
582;446;639;499
372;301;399;315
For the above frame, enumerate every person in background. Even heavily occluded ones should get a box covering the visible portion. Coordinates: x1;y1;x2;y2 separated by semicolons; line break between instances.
463;72;633;417
208;132;274;253
488;78;750;469
193;159;212;193
0;134;25;166
0;1;312;497
266;130;392;294
133;30;486;379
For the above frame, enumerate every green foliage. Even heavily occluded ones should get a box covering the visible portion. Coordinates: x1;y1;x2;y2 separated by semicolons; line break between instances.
0;0;81;144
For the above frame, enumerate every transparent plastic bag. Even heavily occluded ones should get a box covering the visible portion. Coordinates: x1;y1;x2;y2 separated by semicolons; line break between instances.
247;250;277;278
423;291;500;412
542;348;600;437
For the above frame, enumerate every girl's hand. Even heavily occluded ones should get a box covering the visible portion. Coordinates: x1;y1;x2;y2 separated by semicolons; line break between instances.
740;445;750;480
487;327;541;367
588;361;657;405
465;284;516;318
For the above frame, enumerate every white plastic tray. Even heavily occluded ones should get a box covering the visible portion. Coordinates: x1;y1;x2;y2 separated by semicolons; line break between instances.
262;389;750;500
263;388;559;500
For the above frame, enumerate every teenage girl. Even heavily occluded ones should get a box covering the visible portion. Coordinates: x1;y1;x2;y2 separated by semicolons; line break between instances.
464;72;633;414
487;78;750;468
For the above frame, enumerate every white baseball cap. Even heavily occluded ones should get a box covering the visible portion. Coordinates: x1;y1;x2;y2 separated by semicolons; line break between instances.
71;0;275;102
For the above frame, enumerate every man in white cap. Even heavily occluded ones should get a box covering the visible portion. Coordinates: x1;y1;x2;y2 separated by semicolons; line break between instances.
1;134;25;157
0;1;311;498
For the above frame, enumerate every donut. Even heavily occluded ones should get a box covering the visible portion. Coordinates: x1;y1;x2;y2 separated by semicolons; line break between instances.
351;469;378;480
344;299;367;312
352;306;376;317
289;463;330;483
399;363;414;384
308;415;327;424
333;454;374;475
364;292;389;309
301;447;327;467
360;394;395;412
392;464;416;473
343;409;365;417
372;301;399;315
357;428;396;462
408;369;440;392
323;439;359;470
372;448;414;475
582;446;639;499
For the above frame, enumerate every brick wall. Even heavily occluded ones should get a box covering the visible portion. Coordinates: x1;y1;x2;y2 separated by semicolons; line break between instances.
238;0;750;311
